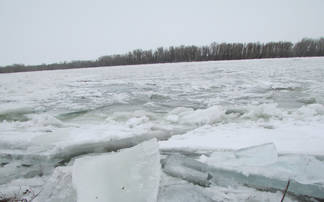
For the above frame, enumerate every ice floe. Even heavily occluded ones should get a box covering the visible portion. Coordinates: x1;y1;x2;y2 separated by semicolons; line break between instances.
1;57;324;201
72;139;161;202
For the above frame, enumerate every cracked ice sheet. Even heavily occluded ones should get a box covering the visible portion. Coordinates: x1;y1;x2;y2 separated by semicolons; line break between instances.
159;121;324;156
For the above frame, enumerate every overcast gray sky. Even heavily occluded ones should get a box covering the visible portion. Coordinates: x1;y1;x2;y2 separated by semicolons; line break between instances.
0;0;323;66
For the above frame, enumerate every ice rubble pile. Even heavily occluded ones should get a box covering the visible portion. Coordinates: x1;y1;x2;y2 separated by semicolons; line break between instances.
1;103;324;179
165;103;324;128
24;140;324;201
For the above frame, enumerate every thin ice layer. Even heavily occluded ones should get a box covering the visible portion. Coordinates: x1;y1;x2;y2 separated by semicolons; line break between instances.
72;139;161;202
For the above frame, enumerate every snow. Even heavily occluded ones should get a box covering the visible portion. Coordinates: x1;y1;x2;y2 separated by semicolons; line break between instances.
72;139;161;202
0;177;45;201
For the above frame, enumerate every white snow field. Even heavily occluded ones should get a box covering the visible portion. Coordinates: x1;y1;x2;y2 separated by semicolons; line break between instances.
1;57;324;201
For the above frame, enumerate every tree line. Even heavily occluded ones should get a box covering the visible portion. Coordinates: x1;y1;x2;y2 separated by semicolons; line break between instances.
1;37;324;73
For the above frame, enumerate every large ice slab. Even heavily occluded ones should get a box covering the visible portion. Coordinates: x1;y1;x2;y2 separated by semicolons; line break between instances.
158;172;297;202
162;154;210;187
72;139;161;202
207;144;324;185
163;154;324;199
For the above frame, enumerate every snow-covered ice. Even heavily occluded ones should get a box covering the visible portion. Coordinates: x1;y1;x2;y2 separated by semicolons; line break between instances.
1;57;324;201
159;121;324;155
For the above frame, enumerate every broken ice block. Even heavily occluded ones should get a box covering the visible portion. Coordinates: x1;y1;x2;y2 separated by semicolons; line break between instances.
163;164;211;187
72;139;161;202
162;154;211;187
164;154;324;199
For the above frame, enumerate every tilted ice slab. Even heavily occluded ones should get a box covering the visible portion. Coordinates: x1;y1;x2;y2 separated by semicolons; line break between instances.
162;154;211;187
162;142;324;199
157;173;297;202
163;154;324;199
32;139;161;202
207;143;324;185
72;139;161;202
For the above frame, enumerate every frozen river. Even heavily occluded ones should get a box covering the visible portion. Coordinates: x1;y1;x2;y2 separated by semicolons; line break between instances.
1;57;324;201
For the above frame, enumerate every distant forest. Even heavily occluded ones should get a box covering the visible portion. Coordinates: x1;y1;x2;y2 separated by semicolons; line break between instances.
1;38;324;73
